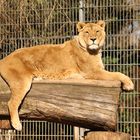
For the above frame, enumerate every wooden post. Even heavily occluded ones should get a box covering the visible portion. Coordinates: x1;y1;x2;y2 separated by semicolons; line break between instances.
74;127;80;140
84;132;131;140
0;78;121;130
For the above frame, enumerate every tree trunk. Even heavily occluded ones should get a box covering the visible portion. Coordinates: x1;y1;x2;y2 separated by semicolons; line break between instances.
0;78;121;130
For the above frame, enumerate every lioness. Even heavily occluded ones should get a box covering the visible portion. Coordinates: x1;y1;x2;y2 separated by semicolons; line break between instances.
0;20;134;131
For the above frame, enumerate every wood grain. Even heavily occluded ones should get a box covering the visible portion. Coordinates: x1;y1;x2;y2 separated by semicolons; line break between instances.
84;132;131;140
0;78;121;130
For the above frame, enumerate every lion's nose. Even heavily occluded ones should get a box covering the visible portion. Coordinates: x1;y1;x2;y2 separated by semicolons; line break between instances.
91;38;96;42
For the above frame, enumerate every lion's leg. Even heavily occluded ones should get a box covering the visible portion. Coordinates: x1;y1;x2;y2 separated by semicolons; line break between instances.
90;70;134;91
8;77;32;131
6;74;32;131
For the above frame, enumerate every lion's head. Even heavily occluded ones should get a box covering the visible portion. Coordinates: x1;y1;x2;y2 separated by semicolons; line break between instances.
76;20;105;54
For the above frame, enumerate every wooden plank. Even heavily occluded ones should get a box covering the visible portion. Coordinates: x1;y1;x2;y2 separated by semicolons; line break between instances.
33;79;121;88
84;132;131;140
0;78;121;130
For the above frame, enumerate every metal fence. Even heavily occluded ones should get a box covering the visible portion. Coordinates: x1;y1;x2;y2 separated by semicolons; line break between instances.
0;0;140;140
0;120;74;140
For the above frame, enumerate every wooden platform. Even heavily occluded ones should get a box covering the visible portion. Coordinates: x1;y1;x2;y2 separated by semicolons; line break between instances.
0;78;121;130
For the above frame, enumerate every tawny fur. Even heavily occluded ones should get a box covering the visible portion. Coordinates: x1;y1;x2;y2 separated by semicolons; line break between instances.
0;20;134;131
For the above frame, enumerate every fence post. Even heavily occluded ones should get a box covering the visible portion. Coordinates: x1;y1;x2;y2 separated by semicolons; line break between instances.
74;127;80;140
79;0;85;22
76;1;85;139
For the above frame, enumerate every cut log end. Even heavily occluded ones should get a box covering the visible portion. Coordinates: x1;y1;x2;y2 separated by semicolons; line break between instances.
0;120;11;129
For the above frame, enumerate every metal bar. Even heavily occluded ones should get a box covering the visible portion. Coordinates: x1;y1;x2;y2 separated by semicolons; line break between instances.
79;0;85;22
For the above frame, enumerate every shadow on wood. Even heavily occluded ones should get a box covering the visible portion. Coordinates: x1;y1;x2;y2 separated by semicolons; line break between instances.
0;78;121;130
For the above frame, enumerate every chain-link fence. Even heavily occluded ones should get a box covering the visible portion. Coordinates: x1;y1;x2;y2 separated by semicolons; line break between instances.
0;0;140;139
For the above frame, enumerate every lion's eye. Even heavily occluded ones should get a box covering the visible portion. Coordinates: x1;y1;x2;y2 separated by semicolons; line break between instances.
96;30;99;33
85;31;89;34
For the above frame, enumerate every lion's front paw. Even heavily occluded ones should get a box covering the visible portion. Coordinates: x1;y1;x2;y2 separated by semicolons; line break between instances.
11;120;22;131
122;77;134;91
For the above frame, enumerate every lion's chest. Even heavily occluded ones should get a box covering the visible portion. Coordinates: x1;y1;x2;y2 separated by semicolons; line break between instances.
76;53;104;73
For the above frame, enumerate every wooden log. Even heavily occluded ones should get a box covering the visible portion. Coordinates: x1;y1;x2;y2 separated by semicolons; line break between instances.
0;78;121;130
84;131;131;140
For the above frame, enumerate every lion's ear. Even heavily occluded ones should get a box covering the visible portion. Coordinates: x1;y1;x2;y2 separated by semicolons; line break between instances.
97;20;105;29
77;22;86;32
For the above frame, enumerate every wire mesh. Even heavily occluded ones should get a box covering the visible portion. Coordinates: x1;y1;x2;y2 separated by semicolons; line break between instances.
0;0;140;140
0;120;74;140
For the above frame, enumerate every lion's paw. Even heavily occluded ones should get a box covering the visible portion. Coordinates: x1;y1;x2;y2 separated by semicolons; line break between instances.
11;120;22;131
122;78;134;91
